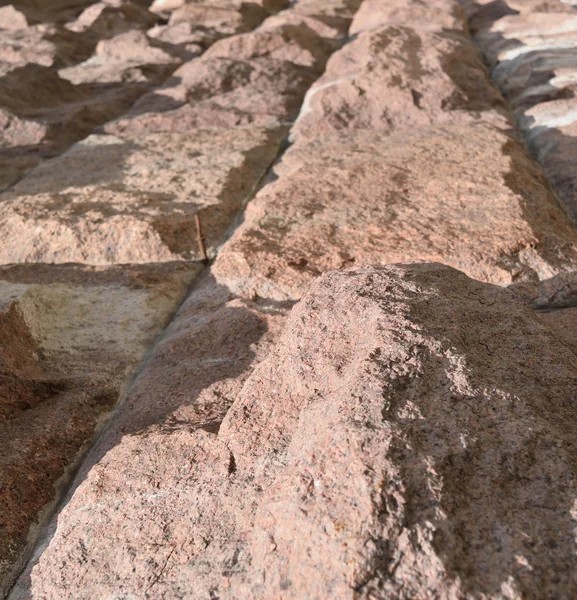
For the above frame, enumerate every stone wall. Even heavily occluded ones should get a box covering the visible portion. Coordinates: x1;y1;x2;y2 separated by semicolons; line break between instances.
1;0;577;598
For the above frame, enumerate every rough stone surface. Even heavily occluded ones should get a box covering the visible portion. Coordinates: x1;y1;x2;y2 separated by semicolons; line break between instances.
0;0;317;595
0;26;92;68
350;0;466;35
0;63;152;153
517;99;577;221
58;30;180;85
291;25;510;142
202;20;337;73
23;264;577;599
460;0;577;232
107;16;338;136
147;0;288;49
0;109;49;191
0;261;201;596
0;126;284;264
106;57;317;134
537;306;577;354
65;1;159;37
73;273;290;457
150;0;289;15
0;5;29;30
8;1;577;599
214;123;577;301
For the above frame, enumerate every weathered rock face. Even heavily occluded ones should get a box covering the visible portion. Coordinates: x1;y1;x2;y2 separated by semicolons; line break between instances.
291;25;509;142
0;60;163;190
89;273;290;450
66;1;160;37
213;123;577;301
0;5;29;29
6;1;577;599
25;264;577;599
107;16;338;136
150;0;290;16
0;126;284;264
0;261;200;595
349;0;466;35
461;0;577;220
58;30;180;85
202;20;337;72
0;64;153;148
0;0;310;594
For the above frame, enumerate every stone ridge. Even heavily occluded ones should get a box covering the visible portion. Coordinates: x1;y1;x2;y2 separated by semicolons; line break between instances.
3;0;577;598
0;0;308;593
460;0;577;222
22;264;577;599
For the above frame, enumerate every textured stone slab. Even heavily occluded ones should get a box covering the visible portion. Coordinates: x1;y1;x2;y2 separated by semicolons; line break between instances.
475;12;577;67
66;1;159;37
0;5;28;30
460;1;577;220
22;263;577;598
0;109;48;191
517;98;577;220
491;50;577;114
213;123;577;301
201;19;337;72
0;261;200;597
0;62;155;190
538;306;577;355
0;63;155;147
350;0;466;35
0;25;95;69
149;0;290;15
291;25;509;142
91;273;289;451
0;126;284;264
148;0;288;50
59;30;180;85
107;57;316;135
3;0;96;25
106;17;338;135
463;0;575;35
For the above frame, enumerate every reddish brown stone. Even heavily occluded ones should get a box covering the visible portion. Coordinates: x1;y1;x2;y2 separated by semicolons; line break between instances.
538;306;577;354
169;3;267;36
106;15;339;135
59;30;179;85
213;123;577;301
261;10;345;39
0;63;152;153
461;2;577;222
0;126;285;264
515;98;577;221
21;264;577;599
97;273;289;447
0;108;49;191
150;0;290;15
291;25;509;142
350;0;466;35
0;5;28;30
66;1;159;37
106;57;317;134
0;261;200;596
203;20;337;73
0;25;95;69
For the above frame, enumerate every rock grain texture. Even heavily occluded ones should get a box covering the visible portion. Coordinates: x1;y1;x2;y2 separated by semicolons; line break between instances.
0;0;313;594
214;123;577;301
0;261;200;594
22;264;577;599
461;0;577;220
6;0;577;598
